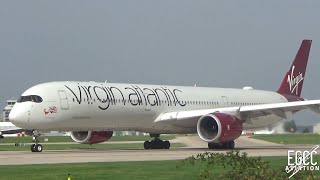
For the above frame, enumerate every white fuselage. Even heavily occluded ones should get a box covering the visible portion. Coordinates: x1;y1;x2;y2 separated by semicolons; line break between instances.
9;81;289;134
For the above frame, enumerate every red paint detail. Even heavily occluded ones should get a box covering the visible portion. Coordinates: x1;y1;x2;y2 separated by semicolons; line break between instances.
48;106;58;113
277;40;312;97
86;131;113;144
44;106;58;115
213;113;243;143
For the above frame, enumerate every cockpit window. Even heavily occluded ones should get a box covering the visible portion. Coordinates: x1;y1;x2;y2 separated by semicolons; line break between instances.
17;95;43;103
32;95;43;103
17;96;32;102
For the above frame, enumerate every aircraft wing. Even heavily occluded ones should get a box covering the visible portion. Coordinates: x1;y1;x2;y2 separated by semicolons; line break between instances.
0;128;24;135
0;122;24;135
154;99;320;123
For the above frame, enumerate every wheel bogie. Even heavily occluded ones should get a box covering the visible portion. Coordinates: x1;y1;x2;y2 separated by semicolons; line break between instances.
143;135;171;150
208;140;235;150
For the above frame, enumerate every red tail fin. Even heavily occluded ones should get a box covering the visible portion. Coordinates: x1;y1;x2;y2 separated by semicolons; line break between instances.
277;40;312;97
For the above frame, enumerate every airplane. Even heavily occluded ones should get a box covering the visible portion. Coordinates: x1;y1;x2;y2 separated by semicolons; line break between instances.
0;122;24;138
9;39;319;152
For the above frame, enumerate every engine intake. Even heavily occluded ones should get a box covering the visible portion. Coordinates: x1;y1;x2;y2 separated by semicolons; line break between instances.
197;113;242;143
70;131;113;144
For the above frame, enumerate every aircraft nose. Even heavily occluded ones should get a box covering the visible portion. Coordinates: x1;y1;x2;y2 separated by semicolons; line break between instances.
9;105;27;126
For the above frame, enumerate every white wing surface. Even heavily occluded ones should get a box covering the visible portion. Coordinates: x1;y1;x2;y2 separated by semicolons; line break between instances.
155;100;320;123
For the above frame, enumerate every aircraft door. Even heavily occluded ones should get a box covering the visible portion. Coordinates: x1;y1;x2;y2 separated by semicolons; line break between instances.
221;96;229;107
144;93;151;111
58;90;69;110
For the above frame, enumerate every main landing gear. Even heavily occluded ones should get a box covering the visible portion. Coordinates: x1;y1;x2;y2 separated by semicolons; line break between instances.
144;134;170;149
31;130;43;152
208;140;235;149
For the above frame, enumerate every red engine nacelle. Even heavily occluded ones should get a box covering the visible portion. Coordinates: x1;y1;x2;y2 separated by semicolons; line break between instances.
197;112;243;143
70;131;113;144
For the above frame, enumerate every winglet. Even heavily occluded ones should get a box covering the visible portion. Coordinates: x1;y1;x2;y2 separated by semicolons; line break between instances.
277;39;312;97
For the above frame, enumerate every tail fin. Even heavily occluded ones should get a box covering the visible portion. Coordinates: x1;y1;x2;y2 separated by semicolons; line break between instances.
277;39;312;97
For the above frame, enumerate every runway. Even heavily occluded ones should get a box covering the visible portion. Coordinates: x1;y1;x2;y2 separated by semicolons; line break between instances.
0;136;316;165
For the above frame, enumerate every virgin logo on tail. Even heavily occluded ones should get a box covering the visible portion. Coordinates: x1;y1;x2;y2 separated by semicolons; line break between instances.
287;65;304;95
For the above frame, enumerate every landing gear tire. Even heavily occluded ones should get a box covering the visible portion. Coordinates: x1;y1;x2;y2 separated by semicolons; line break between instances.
31;144;36;152
208;143;215;149
228;141;235;149
164;141;170;149
143;134;171;150
144;141;150;149
36;144;43;152
31;144;43;152
222;142;230;149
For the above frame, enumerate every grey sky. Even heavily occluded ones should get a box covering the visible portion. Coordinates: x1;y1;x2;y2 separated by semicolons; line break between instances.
1;1;320;125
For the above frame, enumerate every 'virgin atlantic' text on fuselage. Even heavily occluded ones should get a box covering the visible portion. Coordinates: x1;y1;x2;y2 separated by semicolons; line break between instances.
65;85;186;110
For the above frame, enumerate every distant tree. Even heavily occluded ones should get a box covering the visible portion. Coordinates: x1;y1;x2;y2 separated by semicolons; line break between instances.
283;120;297;133
302;128;310;133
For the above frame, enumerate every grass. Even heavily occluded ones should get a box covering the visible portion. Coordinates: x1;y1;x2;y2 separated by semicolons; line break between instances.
0;143;185;151
0;135;176;144
251;134;320;144
0;156;318;180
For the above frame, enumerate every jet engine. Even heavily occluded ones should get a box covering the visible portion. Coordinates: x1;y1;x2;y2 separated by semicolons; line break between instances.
70;131;113;144
197;112;242;143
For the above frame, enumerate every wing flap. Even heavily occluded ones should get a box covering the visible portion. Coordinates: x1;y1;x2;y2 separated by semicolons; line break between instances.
239;100;320;119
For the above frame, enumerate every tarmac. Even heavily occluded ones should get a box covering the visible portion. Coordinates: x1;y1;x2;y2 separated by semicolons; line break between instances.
0;135;317;165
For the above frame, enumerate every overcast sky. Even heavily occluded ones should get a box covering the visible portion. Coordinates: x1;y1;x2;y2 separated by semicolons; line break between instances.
1;1;320;125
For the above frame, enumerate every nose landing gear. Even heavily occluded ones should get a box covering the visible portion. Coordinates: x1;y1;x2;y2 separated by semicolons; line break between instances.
31;130;43;152
143;134;170;149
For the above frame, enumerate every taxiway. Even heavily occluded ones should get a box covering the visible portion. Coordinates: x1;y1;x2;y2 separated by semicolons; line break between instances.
0;136;316;165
